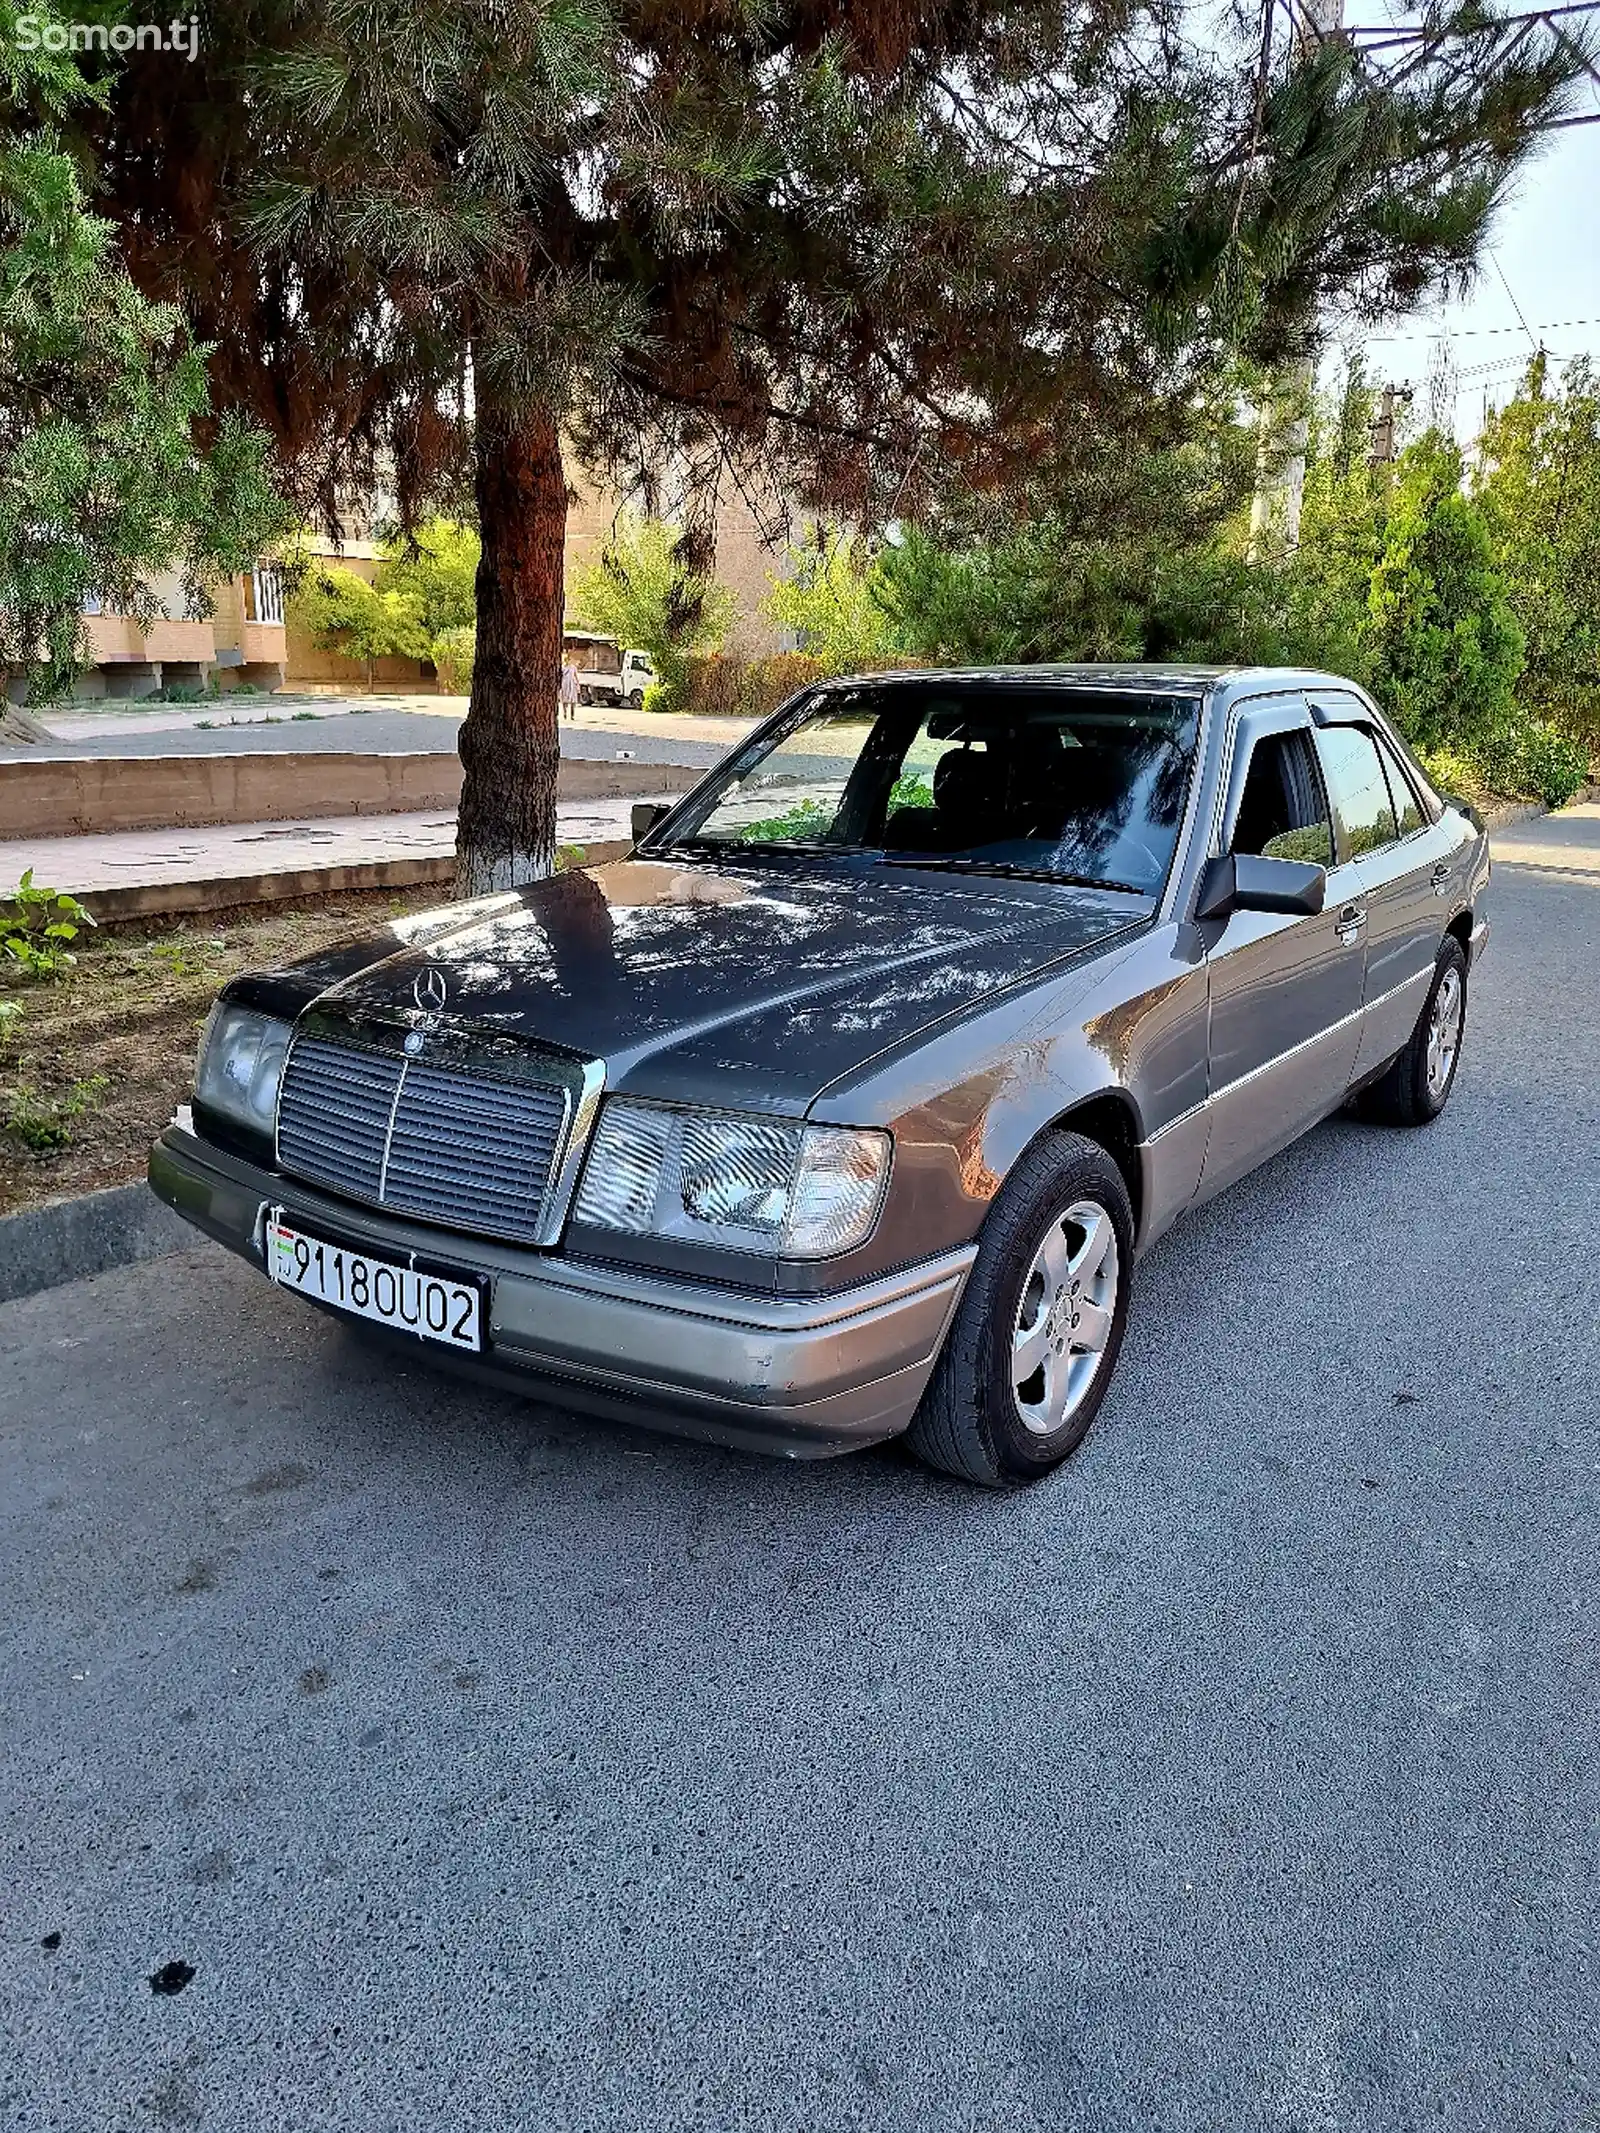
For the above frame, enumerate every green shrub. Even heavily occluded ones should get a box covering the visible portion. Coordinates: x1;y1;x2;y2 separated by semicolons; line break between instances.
1;870;95;977
1506;717;1591;808
671;650;925;720
373;519;479;638
431;622;475;693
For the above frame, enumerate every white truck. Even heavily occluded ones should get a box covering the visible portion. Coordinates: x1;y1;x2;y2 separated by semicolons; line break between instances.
563;631;655;709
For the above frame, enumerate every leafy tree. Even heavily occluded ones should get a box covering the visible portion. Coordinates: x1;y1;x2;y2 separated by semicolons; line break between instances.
1364;431;1525;755
1474;355;1600;739
762;526;891;673
871;402;1275;666
0;9;290;704
293;564;428;691
373;520;480;646
567;513;735;704
91;0;1583;882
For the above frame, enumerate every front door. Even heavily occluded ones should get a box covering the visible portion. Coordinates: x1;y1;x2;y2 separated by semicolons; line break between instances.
1197;710;1367;1200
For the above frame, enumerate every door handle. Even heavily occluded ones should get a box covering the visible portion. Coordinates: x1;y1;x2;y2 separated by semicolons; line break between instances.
1336;901;1367;944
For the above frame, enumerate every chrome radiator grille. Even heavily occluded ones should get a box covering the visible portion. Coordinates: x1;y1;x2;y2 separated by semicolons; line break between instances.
276;1036;570;1246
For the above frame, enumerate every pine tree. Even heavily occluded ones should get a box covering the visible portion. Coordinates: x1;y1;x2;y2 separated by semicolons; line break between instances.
86;0;1584;884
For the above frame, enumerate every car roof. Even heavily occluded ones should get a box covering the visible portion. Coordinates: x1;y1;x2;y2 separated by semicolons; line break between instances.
812;663;1365;700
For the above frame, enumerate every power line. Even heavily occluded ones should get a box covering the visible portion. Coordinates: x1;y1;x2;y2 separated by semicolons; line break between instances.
1490;252;1542;350
1363;315;1600;342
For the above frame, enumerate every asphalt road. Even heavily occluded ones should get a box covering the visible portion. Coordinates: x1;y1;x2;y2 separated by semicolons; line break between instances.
4;805;1599;2133
0;706;733;769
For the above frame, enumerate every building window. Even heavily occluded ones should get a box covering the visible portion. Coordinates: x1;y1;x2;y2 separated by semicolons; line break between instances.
247;567;285;626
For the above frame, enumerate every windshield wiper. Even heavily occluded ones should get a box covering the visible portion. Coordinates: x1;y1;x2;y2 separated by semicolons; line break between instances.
877;855;1149;896
664;836;871;859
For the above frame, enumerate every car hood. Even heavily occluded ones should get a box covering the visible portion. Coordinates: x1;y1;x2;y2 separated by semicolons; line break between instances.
277;856;1148;1112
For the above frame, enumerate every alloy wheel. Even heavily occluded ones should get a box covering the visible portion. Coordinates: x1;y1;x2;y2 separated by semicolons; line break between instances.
1425;965;1463;1100
1010;1199;1120;1437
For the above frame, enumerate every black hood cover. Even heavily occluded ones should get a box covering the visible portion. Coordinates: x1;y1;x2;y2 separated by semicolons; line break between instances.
276;856;1146;1112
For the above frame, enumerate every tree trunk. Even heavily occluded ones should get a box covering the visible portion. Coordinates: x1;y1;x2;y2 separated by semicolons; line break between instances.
455;399;566;895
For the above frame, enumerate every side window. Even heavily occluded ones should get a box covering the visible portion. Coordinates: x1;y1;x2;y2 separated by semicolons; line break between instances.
1315;725;1397;857
1375;737;1424;837
1229;729;1334;868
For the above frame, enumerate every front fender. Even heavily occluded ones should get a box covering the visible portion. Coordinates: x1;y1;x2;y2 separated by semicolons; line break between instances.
806;922;1211;1283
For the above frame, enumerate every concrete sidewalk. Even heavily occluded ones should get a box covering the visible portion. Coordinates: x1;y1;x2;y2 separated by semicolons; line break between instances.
0;798;642;920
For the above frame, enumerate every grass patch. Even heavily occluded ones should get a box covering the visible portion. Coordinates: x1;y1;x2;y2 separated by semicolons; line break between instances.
0;884;449;1215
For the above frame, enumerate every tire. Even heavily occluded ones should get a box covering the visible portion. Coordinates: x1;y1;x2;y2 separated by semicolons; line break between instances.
905;1131;1135;1488
625;690;644;710
1362;936;1468;1127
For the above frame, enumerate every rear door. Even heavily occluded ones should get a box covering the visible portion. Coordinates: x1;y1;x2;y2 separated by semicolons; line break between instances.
1196;697;1368;1199
1309;705;1451;1077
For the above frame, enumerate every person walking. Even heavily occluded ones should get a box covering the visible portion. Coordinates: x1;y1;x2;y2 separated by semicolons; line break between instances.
559;656;581;721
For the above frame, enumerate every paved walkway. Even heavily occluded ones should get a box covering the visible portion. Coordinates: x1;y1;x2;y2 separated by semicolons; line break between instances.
0;798;644;915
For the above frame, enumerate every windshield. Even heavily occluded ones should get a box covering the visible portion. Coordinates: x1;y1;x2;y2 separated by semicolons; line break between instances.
657;681;1202;895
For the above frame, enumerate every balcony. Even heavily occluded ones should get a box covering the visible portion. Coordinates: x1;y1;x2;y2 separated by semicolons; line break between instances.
144;618;217;663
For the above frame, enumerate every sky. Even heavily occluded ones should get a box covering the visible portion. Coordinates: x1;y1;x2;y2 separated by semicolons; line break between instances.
1325;11;1600;436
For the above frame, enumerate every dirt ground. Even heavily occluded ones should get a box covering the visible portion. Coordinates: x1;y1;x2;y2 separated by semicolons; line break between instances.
0;886;448;1217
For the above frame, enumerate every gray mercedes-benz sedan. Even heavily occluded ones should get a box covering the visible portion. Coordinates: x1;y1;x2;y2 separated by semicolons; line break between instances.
150;665;1489;1486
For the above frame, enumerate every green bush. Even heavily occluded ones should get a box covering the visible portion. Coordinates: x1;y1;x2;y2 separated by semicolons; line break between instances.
671;649;926;719
1506;717;1591;808
761;525;892;670
431;623;475;693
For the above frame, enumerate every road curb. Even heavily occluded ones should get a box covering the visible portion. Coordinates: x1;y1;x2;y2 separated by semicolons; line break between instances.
0;1179;192;1305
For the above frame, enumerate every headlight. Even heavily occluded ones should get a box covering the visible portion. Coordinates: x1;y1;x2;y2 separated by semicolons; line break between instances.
194;1003;292;1136
573;1100;891;1259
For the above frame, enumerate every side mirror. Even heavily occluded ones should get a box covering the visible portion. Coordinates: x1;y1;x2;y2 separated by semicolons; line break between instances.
631;800;670;845
1195;851;1327;922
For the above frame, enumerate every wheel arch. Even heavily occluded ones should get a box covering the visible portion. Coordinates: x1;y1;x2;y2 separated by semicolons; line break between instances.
1030;1089;1144;1240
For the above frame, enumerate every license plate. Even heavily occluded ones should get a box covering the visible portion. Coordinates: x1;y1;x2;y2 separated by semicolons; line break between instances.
265;1212;483;1351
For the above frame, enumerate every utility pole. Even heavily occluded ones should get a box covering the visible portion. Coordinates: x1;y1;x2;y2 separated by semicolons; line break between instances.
1247;0;1345;561
1367;381;1413;471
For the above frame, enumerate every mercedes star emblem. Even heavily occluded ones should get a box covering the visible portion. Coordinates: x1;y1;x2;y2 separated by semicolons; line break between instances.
413;966;448;1014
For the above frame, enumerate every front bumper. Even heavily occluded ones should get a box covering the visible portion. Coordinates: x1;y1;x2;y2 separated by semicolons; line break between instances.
148;1123;974;1459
